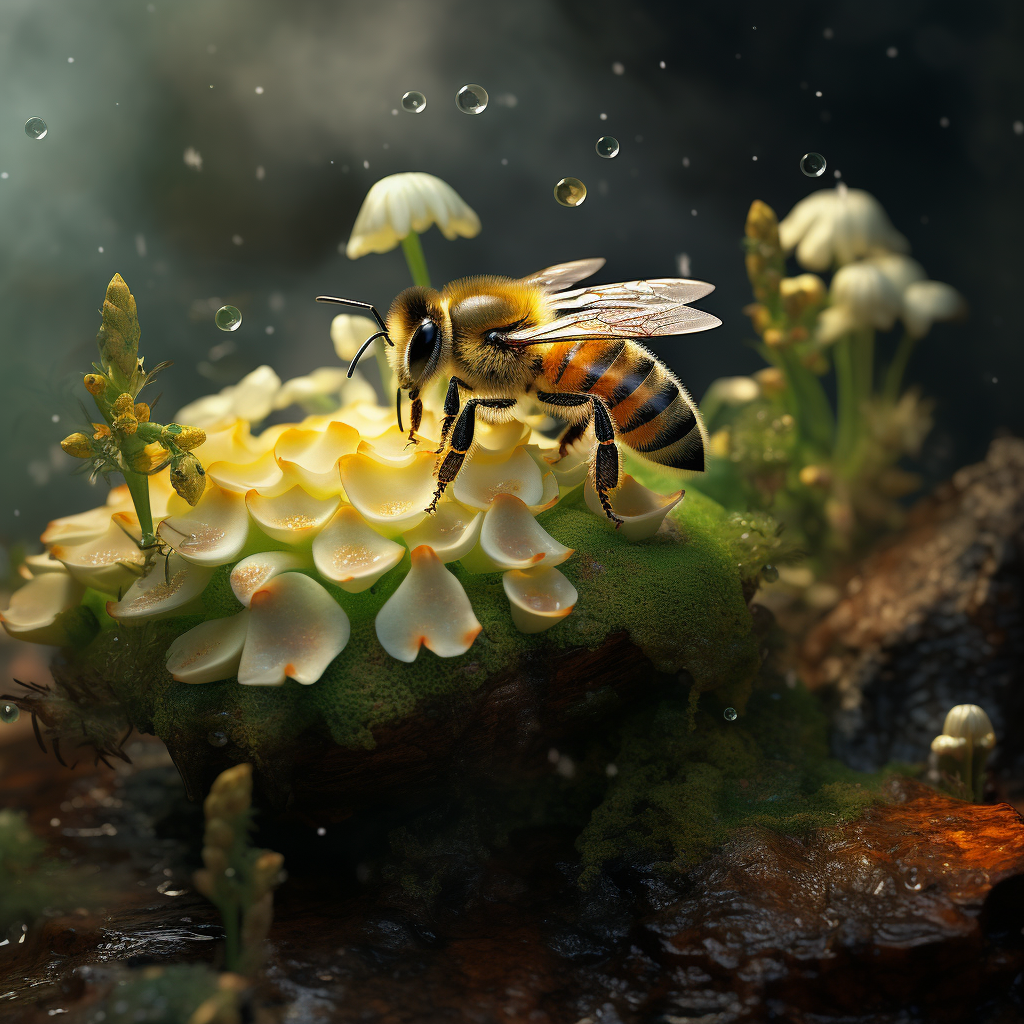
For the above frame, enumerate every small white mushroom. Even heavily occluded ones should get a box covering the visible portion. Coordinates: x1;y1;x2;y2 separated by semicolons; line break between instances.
273;421;359;497
401;501;482;563
339;451;437;535
374;545;481;662
107;553;216;621
584;475;683;541
462;493;572;572
312;505;406;592
158;484;251;566
166;610;250;684
206;451;284;494
245;486;340;545
50;513;148;594
238;572;350;685
502;566;578;633
451;446;546;510
1;571;86;643
230;551;312;607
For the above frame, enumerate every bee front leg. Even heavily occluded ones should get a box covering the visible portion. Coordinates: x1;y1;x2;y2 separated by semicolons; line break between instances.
436;376;470;455
407;387;423;443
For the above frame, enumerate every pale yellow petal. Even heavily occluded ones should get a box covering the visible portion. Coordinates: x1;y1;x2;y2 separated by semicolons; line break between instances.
245;487;341;545
401;501;482;563
230;551;311;607
1;572;85;643
273;421;358;497
339;451;436;535
158;485;251;566
357;425;427;467
166;610;249;684
374;545;481;662
312;505;406;592
19;553;66;577
584;475;683;541
107;553;215;621
50;514;148;594
238;573;350;685
451;446;545;510
469;493;572;571
502;566;577;633
206;451;284;494
41;504;117;548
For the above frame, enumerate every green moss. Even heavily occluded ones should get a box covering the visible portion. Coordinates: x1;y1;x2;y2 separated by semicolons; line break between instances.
74;485;766;763
575;680;887;886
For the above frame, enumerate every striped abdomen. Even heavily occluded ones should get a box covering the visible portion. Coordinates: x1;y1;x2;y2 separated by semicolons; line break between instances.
539;339;706;471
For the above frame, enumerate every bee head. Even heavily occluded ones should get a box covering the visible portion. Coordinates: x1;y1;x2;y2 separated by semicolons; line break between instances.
387;287;450;390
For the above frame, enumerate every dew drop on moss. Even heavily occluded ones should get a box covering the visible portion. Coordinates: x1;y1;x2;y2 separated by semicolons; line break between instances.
1;702;20;724
207;730;228;747
595;136;619;159
401;90;426;113
24;117;47;140
215;305;242;332
455;84;488;114
800;152;827;177
724;707;738;721
554;177;587;207
762;564;779;582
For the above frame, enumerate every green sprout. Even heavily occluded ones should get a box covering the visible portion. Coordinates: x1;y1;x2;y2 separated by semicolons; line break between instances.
60;274;208;547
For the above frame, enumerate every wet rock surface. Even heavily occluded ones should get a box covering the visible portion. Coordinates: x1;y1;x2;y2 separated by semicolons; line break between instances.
1;739;1023;1024
800;437;1024;793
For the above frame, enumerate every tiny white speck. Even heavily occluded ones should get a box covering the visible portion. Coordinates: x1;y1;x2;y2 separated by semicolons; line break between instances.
207;44;216;54
391;108;398;115
886;46;898;58
659;60;666;69
682;156;690;168
1;172;8;180
363;159;369;169
317;827;326;836
690;209;697;216
50;818;60;827
992;376;999;383
51;414;60;423
232;234;243;245
612;61;625;75
265;325;274;335
833;168;842;179
500;157;508;165
1013;121;1023;135
735;53;741;59
752;155;758;161
256;165;265;180
147;2;155;10
940;117;950;128
98;246;104;253
815;90;823;97
823;27;834;39
13;510;19;516
255;86;264;94
605;763;618;777
599;112;607;121
67;56;74;63
382;142;389;149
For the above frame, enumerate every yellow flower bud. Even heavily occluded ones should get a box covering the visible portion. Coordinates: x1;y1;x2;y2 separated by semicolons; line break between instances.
754;367;786;397
205;817;236;850
60;433;94;459
743;302;772;336
745;200;780;246
202;845;230;878
251;851;284;899
114;412;139;435
763;328;785;348
170;453;207;506
799;465;831;488
92;423;112;440
112;393;135;417
84;373;107;396
134;402;151;422
780;274;826;318
129;441;168;474
709;428;730;459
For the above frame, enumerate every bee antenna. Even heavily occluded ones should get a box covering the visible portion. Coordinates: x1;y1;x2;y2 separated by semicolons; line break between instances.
395;388;404;433
315;294;391;339
347;331;390;378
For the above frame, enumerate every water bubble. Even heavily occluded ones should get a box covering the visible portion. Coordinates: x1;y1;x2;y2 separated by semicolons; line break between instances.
24;117;47;140
215;305;242;332
554;177;587;208
1;703;20;724
207;730;228;747
455;84;488;114
595;136;619;159
401;90;427;113
762;564;780;583
800;152;827;177
724;707;738;722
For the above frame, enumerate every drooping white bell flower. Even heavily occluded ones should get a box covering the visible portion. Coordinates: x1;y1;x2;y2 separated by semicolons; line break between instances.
901;280;965;339
175;365;283;428
331;314;380;361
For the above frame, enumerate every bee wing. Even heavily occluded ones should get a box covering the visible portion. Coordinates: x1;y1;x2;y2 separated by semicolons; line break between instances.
519;258;606;294
506;279;721;343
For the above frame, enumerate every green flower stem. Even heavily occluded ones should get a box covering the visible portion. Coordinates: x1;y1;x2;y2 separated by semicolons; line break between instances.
833;334;859;470
775;347;834;453
122;468;155;547
401;231;432;289
883;331;917;402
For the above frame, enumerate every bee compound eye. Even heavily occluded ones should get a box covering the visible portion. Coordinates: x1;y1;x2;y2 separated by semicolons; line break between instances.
407;320;439;381
484;330;503;344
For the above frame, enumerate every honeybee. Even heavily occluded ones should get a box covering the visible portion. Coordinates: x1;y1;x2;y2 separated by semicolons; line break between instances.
317;258;721;525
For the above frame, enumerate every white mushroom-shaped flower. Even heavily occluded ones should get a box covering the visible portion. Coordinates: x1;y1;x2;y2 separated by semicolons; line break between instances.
339;450;437;535
401;501;482;563
167;610;250;684
461;493;572;573
375;545;481;662
158;484;251;566
902;280;965;339
503;566;578;633
245;487;340;545
346;173;481;259
1;571;85;643
176;365;283;428
331;314;380;361
778;187;909;270
238;572;350;685
107;554;216;622
584;475;683;541
230;551;311;607
312;505;406;592
50;513;148;594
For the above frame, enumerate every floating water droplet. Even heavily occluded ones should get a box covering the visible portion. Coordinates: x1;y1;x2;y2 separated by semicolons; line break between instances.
455;84;488;114
724;707;738;722
800;152;827;177
595;136;619;159
207;730;228;747
1;703;20;724
554;177;587;208
401;90;427;113
215;305;242;332
24;117;47;140
762;564;779;583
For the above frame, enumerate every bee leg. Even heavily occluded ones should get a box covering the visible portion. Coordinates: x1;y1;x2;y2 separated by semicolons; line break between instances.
557;418;591;458
427;397;516;512
406;387;423;446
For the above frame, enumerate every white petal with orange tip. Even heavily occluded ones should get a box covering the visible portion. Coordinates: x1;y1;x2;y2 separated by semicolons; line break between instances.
245;487;340;545
50;514;147;594
238;573;350;685
158;485;250;566
274;421;359;497
1;571;85;642
312;506;406;592
166;610;250;684
107;553;215;621
230;551;311;607
206;450;284;494
477;493;573;570
340;451;436;536
451;446;545;510
502;566;577;634
584;475;683;541
41;504;117;548
374;546;481;662
400;501;482;563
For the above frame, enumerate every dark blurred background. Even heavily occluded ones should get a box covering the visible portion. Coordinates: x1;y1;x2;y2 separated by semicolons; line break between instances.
1;0;1022;554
